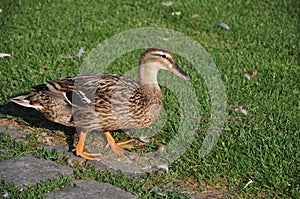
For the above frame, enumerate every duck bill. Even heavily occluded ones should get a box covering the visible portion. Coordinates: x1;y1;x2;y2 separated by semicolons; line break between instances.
170;62;190;80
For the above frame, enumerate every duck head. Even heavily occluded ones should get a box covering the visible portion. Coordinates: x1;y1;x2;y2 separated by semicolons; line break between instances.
138;47;190;85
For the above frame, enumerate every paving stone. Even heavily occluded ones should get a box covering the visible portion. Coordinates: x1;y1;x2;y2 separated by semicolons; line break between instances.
42;142;71;154
87;159;144;178
0;126;26;141
86;152;169;178
46;180;137;199
83;132;166;177
42;141;163;178
0;155;73;190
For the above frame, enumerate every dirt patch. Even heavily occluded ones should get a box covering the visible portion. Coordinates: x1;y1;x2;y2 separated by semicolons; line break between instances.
0;118;33;134
169;178;236;198
0;117;71;146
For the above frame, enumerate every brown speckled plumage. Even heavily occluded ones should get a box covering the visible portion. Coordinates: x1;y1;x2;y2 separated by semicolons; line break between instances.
11;47;190;160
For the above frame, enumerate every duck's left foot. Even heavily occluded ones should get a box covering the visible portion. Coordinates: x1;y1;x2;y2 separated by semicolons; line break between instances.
75;150;101;161
74;131;101;161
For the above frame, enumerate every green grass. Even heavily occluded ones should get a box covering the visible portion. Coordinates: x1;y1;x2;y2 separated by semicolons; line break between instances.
0;0;299;198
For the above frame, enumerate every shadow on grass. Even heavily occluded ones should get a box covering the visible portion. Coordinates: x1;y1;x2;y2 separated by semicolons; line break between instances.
0;101;76;152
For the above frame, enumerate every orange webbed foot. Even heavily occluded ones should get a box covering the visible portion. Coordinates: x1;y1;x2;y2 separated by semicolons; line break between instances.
104;132;135;155
74;131;101;161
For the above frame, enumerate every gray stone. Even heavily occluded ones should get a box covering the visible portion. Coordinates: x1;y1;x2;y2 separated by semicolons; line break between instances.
0;126;26;141
40;132;164;178
41;133;165;178
46;180;137;199
42;142;70;154
82;132;166;178
41;142;87;167
0;155;73;190
67;156;87;167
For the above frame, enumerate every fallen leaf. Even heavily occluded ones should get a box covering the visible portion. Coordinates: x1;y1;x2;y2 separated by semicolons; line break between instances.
162;1;173;6
240;107;248;116
244;73;251;80
219;22;230;30
156;145;165;153
2;190;8;198
191;14;199;18
75;47;85;57
59;47;85;59
252;69;258;77
232;104;248;116
243;179;254;189
138;135;150;143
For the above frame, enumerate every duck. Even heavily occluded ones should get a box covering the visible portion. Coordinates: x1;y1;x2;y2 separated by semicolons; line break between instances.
11;47;190;160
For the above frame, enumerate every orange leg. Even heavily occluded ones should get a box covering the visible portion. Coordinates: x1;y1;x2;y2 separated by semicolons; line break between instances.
104;131;135;155
74;131;101;161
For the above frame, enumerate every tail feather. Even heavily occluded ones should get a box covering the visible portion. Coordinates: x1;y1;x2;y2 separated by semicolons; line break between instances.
10;95;43;109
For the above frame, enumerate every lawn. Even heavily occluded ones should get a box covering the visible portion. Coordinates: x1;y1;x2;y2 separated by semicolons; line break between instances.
0;0;299;198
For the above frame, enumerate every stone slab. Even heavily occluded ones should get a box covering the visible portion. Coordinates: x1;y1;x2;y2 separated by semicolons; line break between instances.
0;155;73;190
0;126;26;141
46;180;137;199
43;141;165;178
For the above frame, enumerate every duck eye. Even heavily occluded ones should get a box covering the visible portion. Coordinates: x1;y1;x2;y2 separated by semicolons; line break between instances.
161;54;167;58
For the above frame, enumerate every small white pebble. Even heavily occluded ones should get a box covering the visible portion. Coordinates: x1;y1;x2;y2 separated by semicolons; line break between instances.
162;1;173;6
0;53;11;58
171;11;181;16
219;22;230;30
156;164;169;172
2;190;8;197
244;73;251;80
0;9;2;13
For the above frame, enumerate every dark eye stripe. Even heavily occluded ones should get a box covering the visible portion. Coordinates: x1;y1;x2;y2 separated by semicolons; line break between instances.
153;53;170;60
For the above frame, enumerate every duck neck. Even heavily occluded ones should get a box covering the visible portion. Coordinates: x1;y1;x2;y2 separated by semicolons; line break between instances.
138;64;159;85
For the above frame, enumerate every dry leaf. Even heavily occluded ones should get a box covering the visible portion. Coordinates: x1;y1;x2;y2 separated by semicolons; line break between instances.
240;107;248;116
138;135;150;143
60;47;85;59
244;73;251;80
252;69;258;77
219;22;230;30
156;145;165;153
232;104;248;116
75;47;85;57
243;179;254;189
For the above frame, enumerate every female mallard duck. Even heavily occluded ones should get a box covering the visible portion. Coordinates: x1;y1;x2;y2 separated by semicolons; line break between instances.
11;47;190;160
